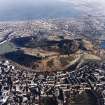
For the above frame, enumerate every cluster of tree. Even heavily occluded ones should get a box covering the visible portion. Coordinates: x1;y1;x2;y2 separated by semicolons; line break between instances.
58;40;79;55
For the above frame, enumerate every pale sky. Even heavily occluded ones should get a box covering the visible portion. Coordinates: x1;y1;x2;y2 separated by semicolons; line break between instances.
0;0;104;20
0;0;104;8
60;0;105;12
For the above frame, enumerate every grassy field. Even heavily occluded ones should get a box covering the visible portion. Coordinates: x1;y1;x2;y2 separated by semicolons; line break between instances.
0;41;16;55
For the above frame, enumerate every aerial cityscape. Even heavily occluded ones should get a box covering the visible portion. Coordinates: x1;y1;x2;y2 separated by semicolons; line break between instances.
0;0;105;105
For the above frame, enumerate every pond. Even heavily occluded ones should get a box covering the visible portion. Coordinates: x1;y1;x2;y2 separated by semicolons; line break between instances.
100;41;105;49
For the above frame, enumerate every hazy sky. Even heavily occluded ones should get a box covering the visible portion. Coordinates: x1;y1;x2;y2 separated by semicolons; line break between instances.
0;0;104;21
0;0;104;10
60;0;105;13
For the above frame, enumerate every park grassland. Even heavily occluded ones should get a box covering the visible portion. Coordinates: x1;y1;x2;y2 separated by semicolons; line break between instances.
0;41;16;55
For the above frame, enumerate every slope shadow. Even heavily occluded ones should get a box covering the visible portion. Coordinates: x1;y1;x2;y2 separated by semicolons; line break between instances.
4;50;41;66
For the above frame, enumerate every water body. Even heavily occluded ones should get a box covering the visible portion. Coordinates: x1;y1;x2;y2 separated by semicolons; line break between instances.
0;0;81;21
100;41;105;49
